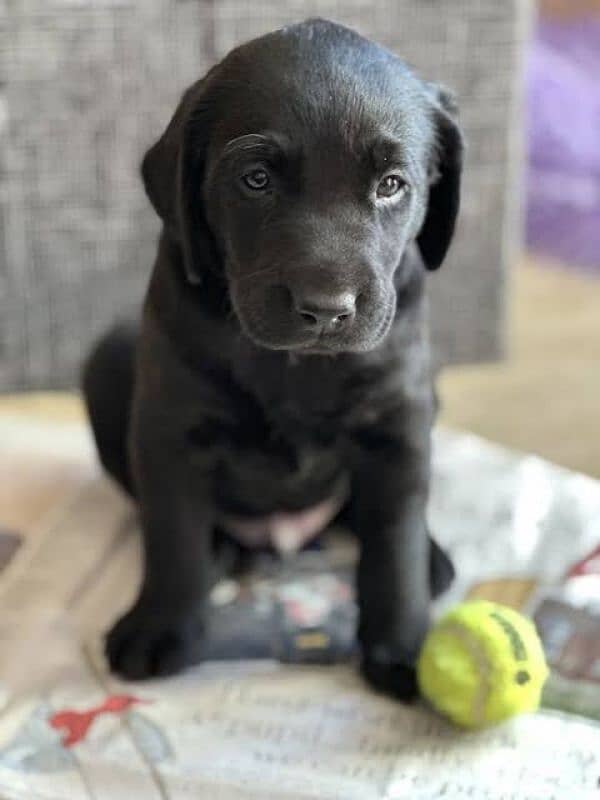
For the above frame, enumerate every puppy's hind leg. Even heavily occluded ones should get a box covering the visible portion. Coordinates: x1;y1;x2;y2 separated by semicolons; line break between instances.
429;535;455;598
82;322;137;496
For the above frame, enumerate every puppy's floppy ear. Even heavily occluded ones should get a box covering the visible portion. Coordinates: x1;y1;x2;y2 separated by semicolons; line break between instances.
417;84;464;271
141;82;218;285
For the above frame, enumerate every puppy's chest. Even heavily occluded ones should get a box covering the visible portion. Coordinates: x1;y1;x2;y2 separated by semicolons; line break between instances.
236;352;362;427
213;404;343;492
190;365;349;510
212;414;346;552
187;359;376;550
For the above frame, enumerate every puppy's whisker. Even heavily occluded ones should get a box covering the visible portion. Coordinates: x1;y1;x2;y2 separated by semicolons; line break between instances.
238;265;281;282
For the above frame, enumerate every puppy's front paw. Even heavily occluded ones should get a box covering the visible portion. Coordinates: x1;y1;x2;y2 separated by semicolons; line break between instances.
106;604;204;680
361;648;419;701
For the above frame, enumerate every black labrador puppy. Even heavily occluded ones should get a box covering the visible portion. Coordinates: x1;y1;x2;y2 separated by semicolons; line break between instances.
83;18;463;699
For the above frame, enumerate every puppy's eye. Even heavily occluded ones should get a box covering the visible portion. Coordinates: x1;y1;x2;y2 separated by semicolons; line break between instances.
376;175;407;199
242;168;270;191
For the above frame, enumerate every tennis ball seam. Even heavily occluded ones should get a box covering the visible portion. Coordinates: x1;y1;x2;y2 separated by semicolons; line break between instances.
436;621;493;727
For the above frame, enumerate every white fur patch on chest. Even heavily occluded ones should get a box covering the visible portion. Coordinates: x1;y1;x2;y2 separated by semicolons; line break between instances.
220;491;346;554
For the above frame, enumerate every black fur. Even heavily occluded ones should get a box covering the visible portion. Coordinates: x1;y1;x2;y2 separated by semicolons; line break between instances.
83;19;462;697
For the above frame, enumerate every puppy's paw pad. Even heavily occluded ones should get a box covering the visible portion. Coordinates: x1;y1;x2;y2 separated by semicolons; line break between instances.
361;655;419;702
106;607;203;680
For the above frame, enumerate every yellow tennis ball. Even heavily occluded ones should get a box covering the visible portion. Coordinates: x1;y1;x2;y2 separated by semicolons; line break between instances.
417;601;549;729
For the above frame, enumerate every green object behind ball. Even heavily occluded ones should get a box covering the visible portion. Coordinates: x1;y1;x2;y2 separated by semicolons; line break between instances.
417;601;549;729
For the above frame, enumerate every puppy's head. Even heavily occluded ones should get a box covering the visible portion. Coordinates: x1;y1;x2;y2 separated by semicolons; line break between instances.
142;19;463;353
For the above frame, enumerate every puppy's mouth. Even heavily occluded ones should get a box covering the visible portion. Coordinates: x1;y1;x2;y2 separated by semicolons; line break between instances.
295;331;350;355
229;276;395;355
237;313;394;355
247;330;337;354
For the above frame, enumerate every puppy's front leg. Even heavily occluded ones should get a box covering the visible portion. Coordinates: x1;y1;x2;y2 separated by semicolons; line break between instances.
352;432;431;700
106;424;212;680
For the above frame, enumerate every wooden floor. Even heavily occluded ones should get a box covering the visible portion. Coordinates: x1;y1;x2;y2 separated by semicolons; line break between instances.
1;256;599;485
439;257;600;478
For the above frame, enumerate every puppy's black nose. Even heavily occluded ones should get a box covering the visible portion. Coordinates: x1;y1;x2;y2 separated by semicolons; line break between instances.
295;292;356;330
